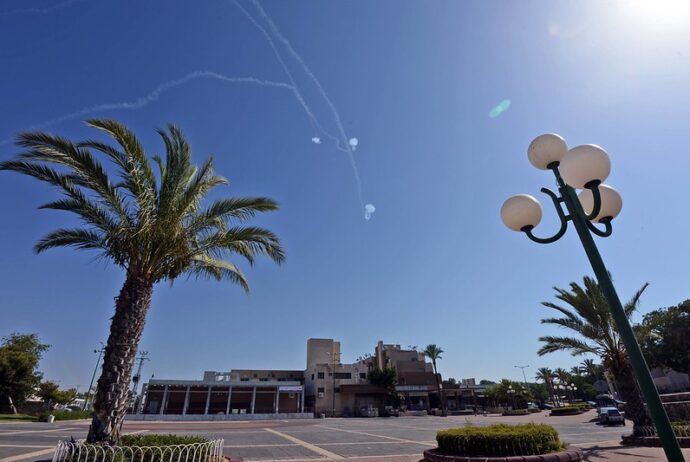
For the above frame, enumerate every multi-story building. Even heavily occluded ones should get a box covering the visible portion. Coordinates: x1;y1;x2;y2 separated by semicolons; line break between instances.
137;337;444;420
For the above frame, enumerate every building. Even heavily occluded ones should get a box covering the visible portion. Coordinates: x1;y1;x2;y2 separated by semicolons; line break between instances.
137;338;445;420
137;370;307;420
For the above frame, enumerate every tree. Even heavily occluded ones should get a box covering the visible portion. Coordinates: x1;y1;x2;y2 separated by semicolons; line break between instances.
636;300;690;374
38;381;77;408
0;333;49;413
368;367;398;405
534;367;555;404
538;277;651;428
580;359;601;379
423;344;446;416
1;121;284;442
486;379;529;408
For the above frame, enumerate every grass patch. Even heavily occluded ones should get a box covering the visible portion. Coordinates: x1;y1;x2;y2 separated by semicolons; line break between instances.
0;414;39;422
39;410;91;421
119;433;209;446
437;423;563;457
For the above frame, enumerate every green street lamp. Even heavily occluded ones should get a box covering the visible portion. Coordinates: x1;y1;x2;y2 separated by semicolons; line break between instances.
501;133;683;462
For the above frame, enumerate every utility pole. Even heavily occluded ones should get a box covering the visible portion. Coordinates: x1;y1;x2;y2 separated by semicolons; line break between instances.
83;343;105;411
131;351;149;414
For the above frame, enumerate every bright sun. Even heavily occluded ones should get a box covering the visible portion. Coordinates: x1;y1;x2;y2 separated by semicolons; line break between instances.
627;0;690;28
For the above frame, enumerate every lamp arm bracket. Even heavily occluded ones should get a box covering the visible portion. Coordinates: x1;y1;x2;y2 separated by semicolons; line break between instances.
522;187;570;244
586;219;613;237
584;182;603;221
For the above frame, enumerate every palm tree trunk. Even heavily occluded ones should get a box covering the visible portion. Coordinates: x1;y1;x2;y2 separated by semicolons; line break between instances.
87;272;153;443
432;361;446;416
609;358;652;429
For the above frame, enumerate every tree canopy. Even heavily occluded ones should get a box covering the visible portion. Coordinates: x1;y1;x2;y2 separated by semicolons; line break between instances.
0;333;49;412
636;299;690;374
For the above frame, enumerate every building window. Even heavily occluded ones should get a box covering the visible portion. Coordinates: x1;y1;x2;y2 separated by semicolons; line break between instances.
317;372;325;379
334;372;352;379
317;387;325;393
253;374;258;378
311;374;315;380
241;378;249;382
334;387;340;393
359;373;366;379
260;378;268;382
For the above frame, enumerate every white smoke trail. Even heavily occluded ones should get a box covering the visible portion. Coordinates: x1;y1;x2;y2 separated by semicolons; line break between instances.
0;71;297;146
243;0;369;217
0;0;88;17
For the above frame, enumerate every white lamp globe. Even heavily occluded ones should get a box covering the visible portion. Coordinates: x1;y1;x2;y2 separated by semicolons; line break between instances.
559;144;611;189
578;184;623;222
501;194;543;231
528;133;567;170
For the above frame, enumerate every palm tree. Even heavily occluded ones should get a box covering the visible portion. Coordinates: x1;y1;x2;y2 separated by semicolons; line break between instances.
535;367;555;404
0;120;285;442
538;276;652;428
423;344;446;416
581;358;600;379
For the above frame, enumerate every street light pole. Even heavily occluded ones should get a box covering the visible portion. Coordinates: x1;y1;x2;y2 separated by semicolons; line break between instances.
83;343;105;411
501;134;683;462
514;365;529;389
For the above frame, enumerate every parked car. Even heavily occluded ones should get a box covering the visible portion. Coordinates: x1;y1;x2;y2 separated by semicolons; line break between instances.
539;403;554;410
599;407;625;426
382;406;400;417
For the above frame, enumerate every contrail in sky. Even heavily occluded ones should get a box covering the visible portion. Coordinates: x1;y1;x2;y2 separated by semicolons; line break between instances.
0;0;88;17
243;0;370;219
0;71;296;146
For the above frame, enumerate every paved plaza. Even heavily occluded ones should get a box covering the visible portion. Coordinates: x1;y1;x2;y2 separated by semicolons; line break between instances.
2;411;690;461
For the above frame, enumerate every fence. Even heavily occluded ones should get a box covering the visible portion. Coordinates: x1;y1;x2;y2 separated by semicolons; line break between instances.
52;439;225;462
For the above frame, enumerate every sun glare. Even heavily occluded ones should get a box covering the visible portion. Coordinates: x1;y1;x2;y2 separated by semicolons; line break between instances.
626;0;690;29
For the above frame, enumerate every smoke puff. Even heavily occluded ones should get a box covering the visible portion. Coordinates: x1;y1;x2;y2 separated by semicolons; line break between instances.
364;203;376;220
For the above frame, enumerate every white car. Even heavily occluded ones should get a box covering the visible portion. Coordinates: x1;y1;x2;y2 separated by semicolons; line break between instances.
599;407;625;426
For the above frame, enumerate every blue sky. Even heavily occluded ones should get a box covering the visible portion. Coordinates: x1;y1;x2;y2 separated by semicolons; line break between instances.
2;0;690;391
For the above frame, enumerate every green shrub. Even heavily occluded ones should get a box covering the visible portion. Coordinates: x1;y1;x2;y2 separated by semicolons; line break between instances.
119;433;208;446
39;410;91;421
501;409;529;416
64;434;214;462
436;423;563;457
550;406;583;416
672;422;690;437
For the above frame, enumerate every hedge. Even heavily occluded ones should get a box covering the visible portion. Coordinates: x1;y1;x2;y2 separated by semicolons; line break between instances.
63;434;212;462
39;410;92;421
672;422;690;437
550;406;583;416
436;423;563;457
502;409;529;416
119;434;209;446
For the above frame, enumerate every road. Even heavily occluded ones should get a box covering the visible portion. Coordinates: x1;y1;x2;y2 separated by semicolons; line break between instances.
0;411;685;461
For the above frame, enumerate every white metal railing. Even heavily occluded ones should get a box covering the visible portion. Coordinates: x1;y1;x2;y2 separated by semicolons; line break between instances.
52;439;225;462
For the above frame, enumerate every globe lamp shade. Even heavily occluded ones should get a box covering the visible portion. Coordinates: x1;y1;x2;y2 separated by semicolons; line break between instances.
528;133;567;170
579;184;623;222
560;144;611;189
501;194;543;231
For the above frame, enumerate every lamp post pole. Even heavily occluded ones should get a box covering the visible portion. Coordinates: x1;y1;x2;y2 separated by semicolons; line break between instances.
501;134;683;462
83;343;105;411
514;365;529;389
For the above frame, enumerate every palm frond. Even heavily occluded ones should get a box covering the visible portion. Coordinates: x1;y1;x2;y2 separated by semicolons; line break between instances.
187;256;249;293
537;335;600;356
624;282;649;318
34;228;106;254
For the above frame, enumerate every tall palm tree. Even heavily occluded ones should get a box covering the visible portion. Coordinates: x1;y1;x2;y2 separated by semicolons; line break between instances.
423;344;446;416
538;276;651;428
534;367;555;404
0;120;285;442
581;358;600;379
570;366;582;377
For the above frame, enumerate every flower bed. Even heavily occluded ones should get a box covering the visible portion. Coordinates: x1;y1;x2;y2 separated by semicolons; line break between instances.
53;434;225;462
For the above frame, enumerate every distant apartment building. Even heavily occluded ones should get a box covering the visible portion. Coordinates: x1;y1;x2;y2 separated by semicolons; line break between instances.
138;338;445;419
